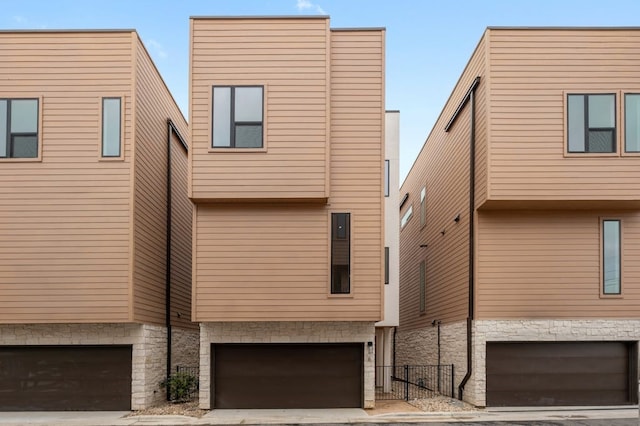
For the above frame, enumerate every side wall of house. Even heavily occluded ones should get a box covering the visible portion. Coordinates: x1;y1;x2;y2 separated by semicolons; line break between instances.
0;31;134;323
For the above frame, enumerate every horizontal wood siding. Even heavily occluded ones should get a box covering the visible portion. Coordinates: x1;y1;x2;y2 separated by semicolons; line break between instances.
193;28;383;322
190;18;328;200
477;210;640;318
132;37;191;326
0;32;134;323
399;36;486;330
488;29;640;202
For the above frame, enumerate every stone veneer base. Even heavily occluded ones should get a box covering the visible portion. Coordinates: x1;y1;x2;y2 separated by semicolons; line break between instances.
199;321;376;409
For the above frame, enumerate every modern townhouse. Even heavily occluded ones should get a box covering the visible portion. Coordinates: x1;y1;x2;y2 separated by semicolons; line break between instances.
397;27;640;407
0;30;194;411
189;16;387;409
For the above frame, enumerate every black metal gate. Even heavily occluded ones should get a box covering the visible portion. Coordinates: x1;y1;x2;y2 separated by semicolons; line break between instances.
375;364;454;400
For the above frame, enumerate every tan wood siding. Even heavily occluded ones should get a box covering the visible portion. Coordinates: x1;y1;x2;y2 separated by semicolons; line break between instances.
193;27;383;322
132;36;191;326
477;210;640;319
487;29;640;202
190;18;329;200
0;32;134;323
399;36;486;330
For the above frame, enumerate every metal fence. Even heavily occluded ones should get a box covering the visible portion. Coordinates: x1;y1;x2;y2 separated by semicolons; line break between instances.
375;364;454;401
165;365;199;402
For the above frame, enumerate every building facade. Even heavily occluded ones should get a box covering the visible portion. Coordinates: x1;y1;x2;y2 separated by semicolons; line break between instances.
0;30;195;410
397;27;640;407
189;16;386;409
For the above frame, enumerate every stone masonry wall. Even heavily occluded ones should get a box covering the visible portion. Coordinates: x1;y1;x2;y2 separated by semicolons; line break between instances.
395;321;467;398
199;321;376;409
0;323;167;410
470;319;640;407
171;327;199;371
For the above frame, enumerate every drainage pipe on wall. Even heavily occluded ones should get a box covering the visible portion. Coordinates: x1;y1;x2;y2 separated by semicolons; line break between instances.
444;76;480;401
165;119;188;400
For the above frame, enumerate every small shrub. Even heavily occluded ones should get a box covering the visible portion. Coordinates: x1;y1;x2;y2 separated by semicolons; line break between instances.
161;371;198;402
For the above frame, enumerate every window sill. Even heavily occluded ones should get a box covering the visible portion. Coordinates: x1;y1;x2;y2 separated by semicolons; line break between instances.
600;293;623;299
621;151;640;157
0;157;42;163
99;156;125;162
328;293;353;299
563;152;620;158
209;147;267;153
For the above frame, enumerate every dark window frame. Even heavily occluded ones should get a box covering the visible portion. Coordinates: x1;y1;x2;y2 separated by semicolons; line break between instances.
331;213;351;295
384;247;389;285
602;219;622;295
419;259;426;314
567;93;617;153
384;160;390;197
0;98;39;159
212;85;264;148
101;97;122;158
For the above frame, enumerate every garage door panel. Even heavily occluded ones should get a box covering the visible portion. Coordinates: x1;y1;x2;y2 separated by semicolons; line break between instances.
213;343;363;409
486;342;634;407
0;346;132;411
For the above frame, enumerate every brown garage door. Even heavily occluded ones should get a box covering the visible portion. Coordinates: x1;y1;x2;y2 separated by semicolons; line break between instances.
0;345;132;411
213;343;363;409
486;341;637;406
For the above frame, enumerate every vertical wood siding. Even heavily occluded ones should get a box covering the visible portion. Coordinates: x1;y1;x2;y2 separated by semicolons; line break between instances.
477;210;640;318
132;37;190;326
488;28;640;202
0;32;134;323
190;18;329;200
399;35;487;330
193;26;383;321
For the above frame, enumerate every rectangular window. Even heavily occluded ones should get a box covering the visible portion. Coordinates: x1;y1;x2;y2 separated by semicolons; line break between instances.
0;98;39;158
384;160;390;197
212;86;263;148
400;205;413;229
625;94;640;152
419;260;426;313
602;219;621;295
331;213;350;294
102;97;121;157
384;247;389;285
567;94;616;153
420;187;426;227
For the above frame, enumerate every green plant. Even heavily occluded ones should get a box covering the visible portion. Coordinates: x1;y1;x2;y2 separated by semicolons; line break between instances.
161;371;198;402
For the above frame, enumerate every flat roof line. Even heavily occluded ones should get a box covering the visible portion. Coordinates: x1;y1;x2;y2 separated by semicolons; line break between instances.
190;15;329;20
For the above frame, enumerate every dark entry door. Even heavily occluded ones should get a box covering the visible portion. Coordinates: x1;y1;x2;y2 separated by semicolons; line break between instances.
486;341;636;406
213;343;363;408
0;345;132;411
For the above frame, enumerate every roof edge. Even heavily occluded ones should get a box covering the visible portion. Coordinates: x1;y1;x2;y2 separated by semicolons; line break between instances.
487;26;640;30
0;29;136;33
331;27;385;32
190;15;329;20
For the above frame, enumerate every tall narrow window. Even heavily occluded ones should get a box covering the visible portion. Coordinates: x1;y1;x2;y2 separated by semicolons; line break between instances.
384;247;389;285
401;205;413;229
331;213;351;294
384;160;390;197
602;219;621;295
212;86;263;148
102;97;121;157
0;98;39;158
419;260;426;313
420;187;426;227
567;94;616;153
625;94;640;152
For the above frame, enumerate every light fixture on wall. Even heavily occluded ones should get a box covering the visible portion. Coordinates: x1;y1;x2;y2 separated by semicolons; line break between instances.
419;244;428;248
454;214;461;223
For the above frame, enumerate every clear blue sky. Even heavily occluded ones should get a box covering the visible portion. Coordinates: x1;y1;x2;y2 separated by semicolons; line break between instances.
3;0;640;181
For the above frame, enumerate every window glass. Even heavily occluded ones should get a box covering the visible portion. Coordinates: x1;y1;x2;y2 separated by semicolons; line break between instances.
102;98;121;157
11;135;38;158
401;205;413;229
603;220;621;295
588;130;614;153
419;260;425;313
568;95;585;152
625;94;640;152
384;247;389;285
331;213;351;294
234;87;262;122
384;160;390;197
589;94;615;128
420;187;426;227
213;87;231;147
235;124;262;148
0;100;6;157
10;99;38;133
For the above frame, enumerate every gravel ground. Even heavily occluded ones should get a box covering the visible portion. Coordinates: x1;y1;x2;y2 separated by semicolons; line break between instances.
408;395;479;412
127;401;208;418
